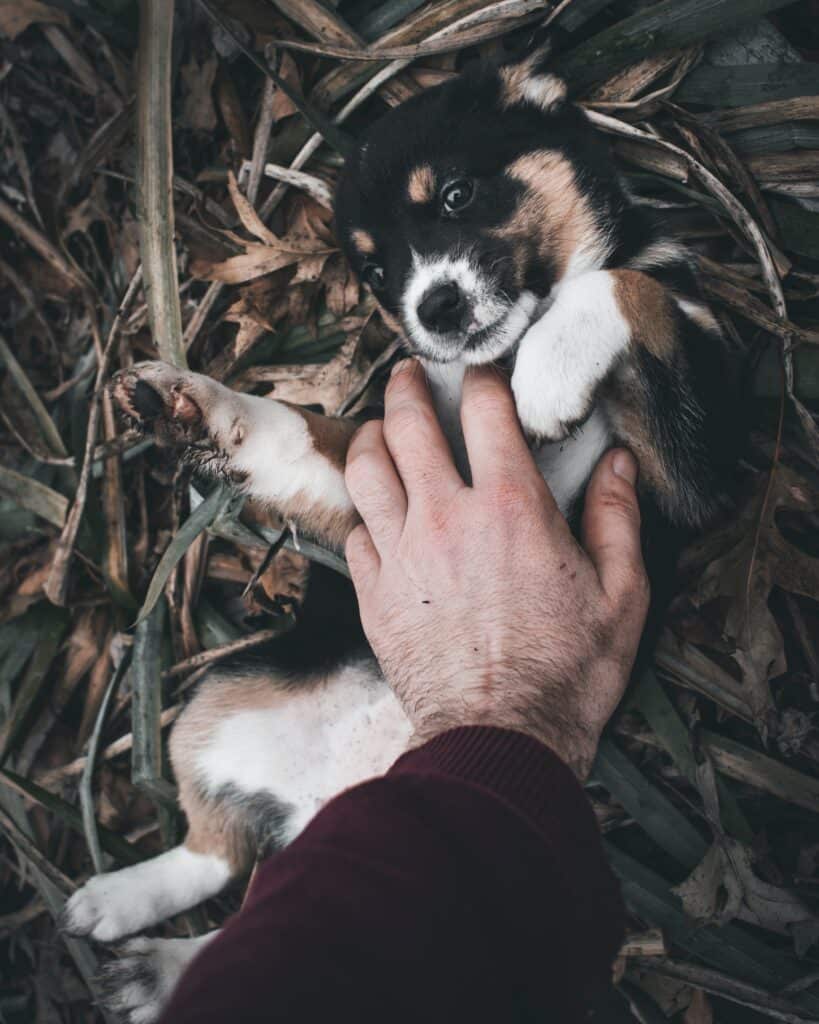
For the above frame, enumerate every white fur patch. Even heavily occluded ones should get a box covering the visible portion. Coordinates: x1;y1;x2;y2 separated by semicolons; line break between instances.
402;249;537;363
63;847;231;942
519;73;567;112
533;406;612;514
675;296;722;334
228;394;352;514
196;661;411;840
626;240;689;271
512;271;632;440
104;933;219;1024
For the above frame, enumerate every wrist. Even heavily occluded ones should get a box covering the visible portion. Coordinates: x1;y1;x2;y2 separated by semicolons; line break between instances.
410;712;599;781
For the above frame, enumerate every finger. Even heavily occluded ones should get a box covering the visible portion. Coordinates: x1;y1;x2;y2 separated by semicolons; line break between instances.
345;419;406;554
345;523;380;589
581;449;649;611
460;365;546;493
382;359;464;506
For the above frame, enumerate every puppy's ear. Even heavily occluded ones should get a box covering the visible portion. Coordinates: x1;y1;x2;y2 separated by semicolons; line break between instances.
498;45;568;114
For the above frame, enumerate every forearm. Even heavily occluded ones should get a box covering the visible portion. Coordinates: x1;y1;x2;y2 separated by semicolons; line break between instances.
160;727;625;1024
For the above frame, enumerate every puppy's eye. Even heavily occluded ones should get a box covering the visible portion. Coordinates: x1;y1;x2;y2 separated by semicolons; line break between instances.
441;179;474;216
361;263;386;290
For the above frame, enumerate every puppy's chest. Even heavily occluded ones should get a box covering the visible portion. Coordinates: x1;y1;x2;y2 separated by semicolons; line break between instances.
422;359;611;515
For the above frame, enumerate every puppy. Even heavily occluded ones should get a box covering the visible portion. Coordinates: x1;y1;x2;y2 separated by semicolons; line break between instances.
63;47;737;1022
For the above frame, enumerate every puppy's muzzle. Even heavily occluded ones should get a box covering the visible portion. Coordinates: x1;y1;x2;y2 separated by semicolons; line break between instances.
417;281;467;334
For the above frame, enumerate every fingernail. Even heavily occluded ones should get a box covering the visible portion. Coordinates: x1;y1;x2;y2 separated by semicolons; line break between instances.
611;449;638;485
390;358;413;378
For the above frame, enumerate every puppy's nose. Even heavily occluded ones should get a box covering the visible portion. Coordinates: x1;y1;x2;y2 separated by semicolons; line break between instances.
417;282;465;333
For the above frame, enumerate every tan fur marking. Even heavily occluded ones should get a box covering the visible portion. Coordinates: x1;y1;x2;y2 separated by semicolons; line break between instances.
285;404;357;472
407;164;435;204
612;269;677;360
351;229;376;256
278;491;360;552
497;151;604;280
606;395;672;504
499;56;567;112
172;675;311;874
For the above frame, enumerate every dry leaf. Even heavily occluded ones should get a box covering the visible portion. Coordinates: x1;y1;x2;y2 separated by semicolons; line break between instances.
0;0;69;39
192;188;337;287
191;239;329;283
690;466;819;733
260;321;371;413
683;988;713;1024
270;52;301;122
634;972;693;1015
62;609;103;693
216;69;251;156
322;253;361;318
227;170;278;245
0;542;55;622
180;53;219;134
673;839;817;944
222;276;282;362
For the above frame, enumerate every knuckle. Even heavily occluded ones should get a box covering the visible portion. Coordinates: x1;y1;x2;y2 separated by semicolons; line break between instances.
488;484;528;516
385;362;420;401
466;384;513;422
598;488;641;525
487;476;542;514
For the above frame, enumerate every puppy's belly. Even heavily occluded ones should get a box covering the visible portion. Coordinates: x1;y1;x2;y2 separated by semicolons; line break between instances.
534;405;611;513
195;660;412;841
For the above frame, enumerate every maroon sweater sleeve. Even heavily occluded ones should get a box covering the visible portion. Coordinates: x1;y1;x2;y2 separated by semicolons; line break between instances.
160;727;624;1023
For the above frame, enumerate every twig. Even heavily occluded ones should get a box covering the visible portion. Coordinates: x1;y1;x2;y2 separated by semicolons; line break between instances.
162;626;292;681
0;805;75;896
44;268;143;606
0;333;68;458
631;958;819;1023
266;1;550;60
80;650;132;874
584;109;787;317
137;0;186;368
257;162;333;208
195;0;354;157
36;707;182;789
0;196;93;297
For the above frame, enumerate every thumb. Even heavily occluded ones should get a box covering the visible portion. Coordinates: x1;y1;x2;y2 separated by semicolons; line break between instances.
581;449;648;607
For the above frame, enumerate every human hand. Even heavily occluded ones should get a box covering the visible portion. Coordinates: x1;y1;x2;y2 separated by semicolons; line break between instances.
344;360;650;779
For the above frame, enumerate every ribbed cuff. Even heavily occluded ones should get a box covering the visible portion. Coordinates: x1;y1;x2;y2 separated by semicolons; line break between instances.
388;726;594;841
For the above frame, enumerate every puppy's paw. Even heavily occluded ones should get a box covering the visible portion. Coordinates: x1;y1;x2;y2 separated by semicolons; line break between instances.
110;362;208;447
62;874;144;943
511;359;595;442
99;936;213;1024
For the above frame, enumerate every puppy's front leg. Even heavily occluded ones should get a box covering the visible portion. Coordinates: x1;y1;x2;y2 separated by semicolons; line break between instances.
511;270;635;441
112;362;358;551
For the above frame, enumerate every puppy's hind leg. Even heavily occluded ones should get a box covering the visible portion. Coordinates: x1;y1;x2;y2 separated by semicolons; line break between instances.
99;932;220;1024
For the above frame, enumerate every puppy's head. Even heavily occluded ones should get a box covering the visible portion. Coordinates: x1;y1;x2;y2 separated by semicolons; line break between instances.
335;52;620;364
